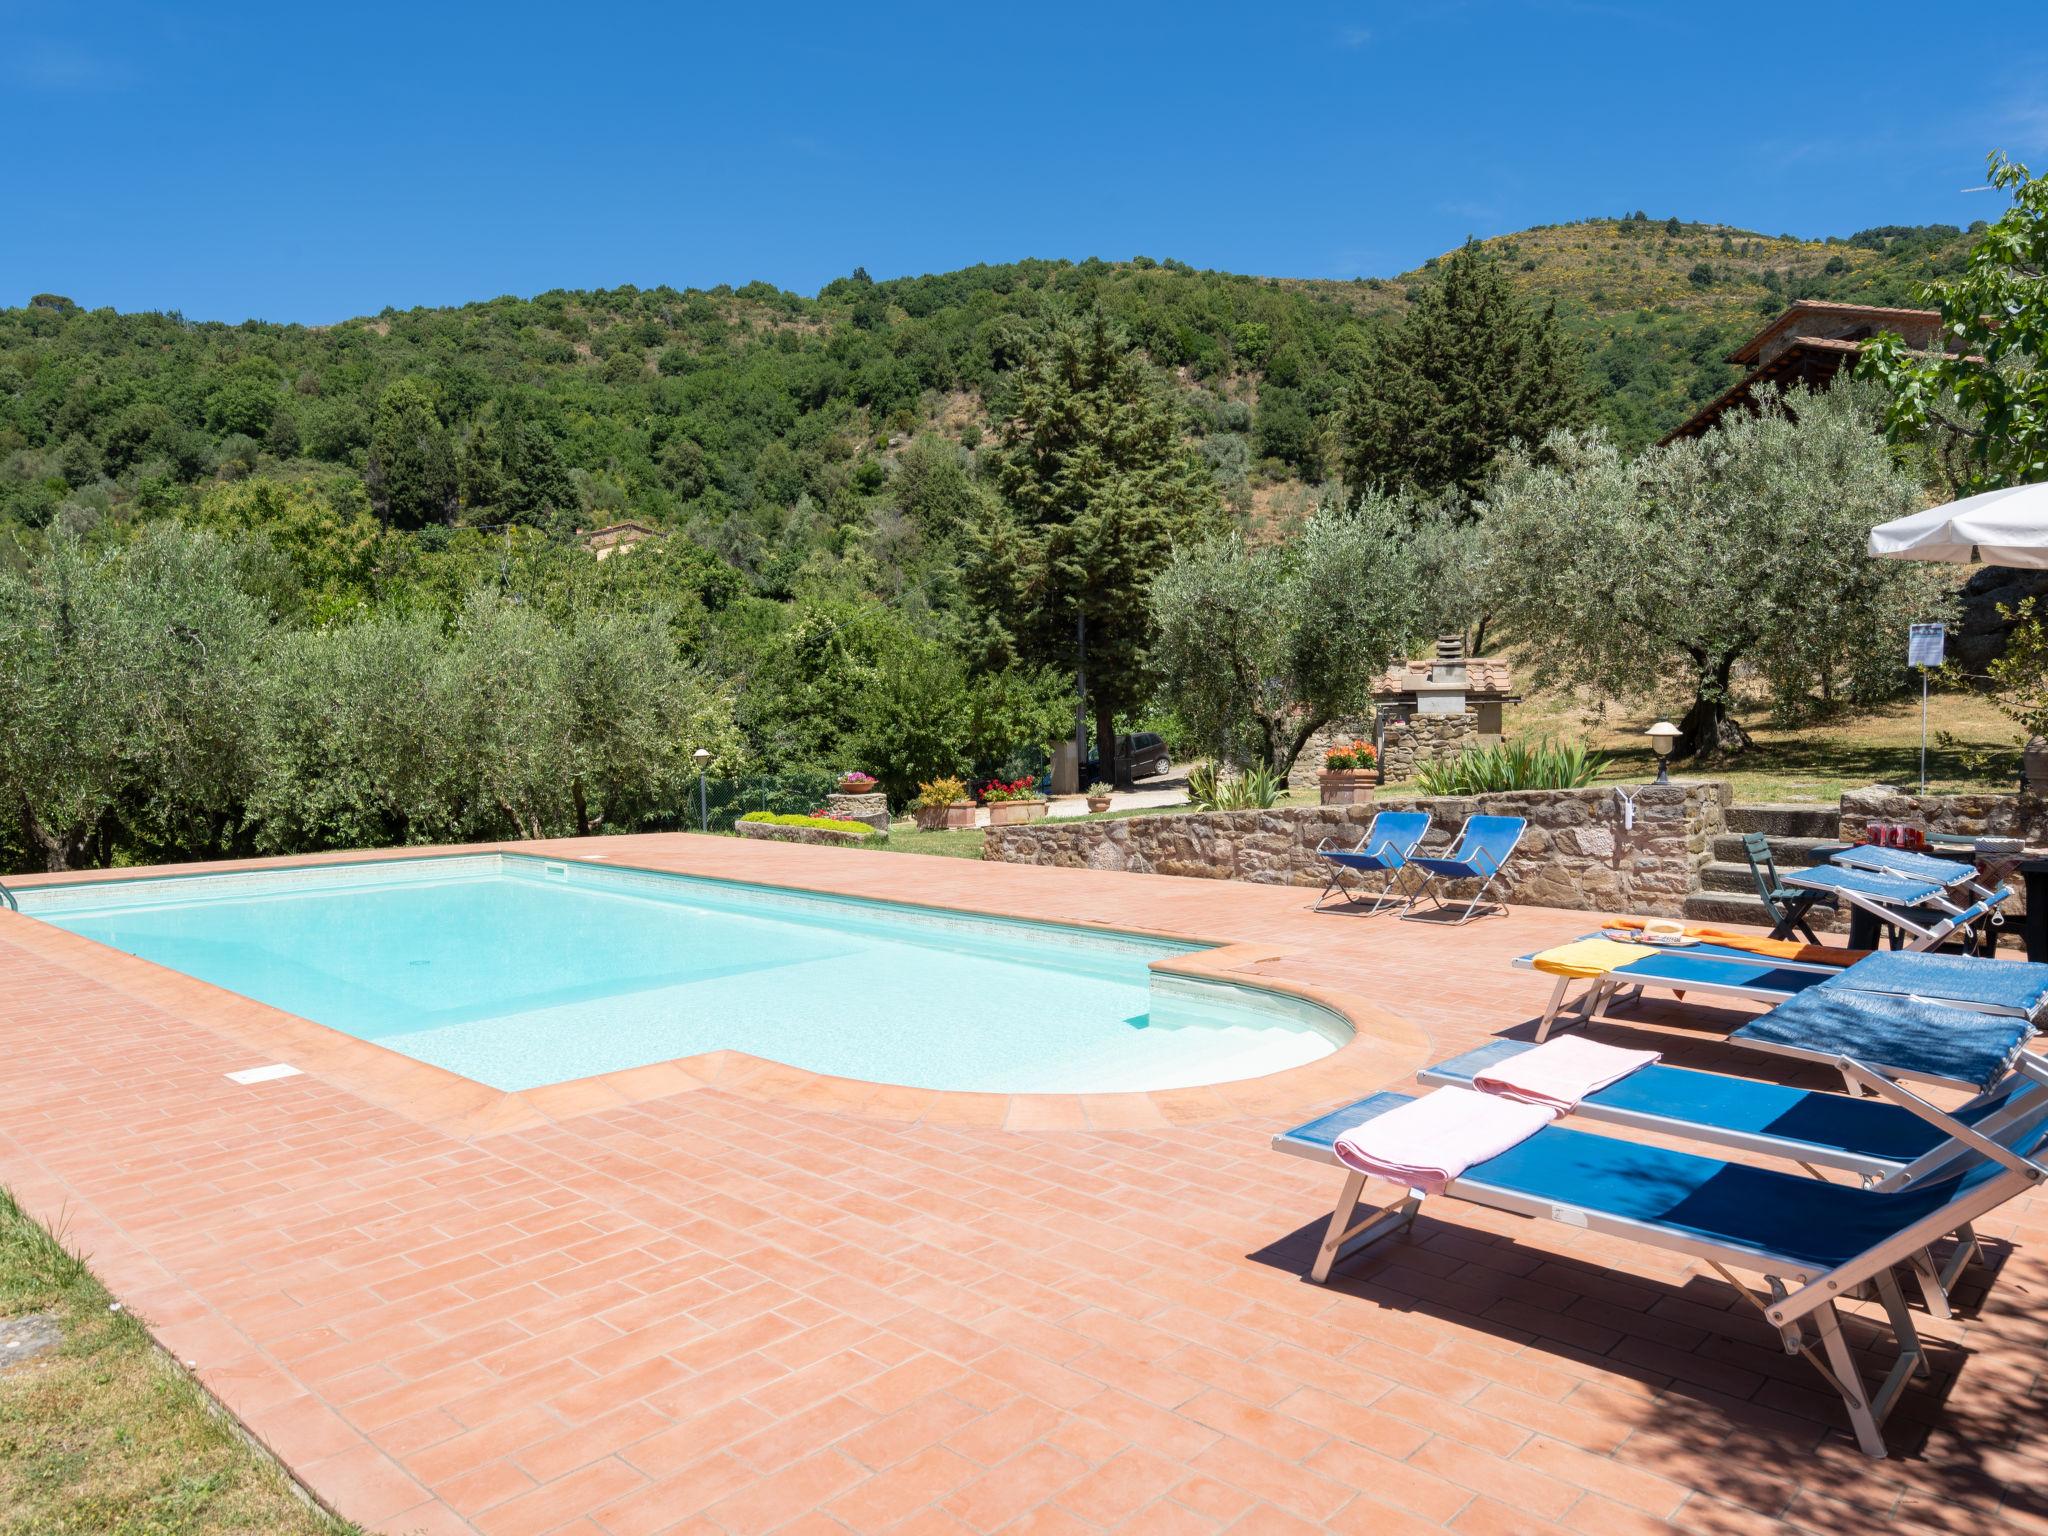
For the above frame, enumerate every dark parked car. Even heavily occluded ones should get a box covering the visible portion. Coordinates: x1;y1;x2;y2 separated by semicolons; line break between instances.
1084;732;1172;783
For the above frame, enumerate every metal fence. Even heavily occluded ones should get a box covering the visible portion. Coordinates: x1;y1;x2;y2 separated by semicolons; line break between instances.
690;770;846;834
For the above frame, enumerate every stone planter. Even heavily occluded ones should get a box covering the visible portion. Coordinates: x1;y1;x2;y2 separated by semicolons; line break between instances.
737;819;876;848
913;802;978;831
1318;769;1380;805
986;798;1048;826
1086;796;1113;814
2027;737;2048;796
824;790;890;832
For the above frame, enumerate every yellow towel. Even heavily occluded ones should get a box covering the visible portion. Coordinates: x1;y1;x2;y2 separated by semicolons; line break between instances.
1530;938;1659;979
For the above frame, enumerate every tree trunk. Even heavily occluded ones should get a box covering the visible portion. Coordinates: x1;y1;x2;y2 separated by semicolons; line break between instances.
1676;654;1753;761
1273;714;1327;782
571;778;592;838
1094;698;1124;790
18;797;93;873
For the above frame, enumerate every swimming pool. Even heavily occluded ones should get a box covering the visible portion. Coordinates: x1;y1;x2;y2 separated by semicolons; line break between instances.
16;854;1347;1094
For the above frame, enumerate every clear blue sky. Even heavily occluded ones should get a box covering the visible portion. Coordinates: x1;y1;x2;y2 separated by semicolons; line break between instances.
5;1;2043;325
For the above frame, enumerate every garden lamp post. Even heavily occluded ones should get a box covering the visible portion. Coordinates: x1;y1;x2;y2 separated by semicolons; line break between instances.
1644;722;1680;785
693;748;712;832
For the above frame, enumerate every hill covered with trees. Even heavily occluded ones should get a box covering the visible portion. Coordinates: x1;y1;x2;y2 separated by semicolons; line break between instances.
0;212;1981;874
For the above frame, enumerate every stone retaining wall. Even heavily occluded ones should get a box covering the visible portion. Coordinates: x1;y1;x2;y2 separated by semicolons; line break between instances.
1838;787;2048;846
983;781;1729;917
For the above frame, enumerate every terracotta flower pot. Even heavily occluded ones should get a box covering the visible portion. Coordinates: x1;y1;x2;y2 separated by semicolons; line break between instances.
986;799;1047;826
1086;796;1113;814
1318;768;1379;806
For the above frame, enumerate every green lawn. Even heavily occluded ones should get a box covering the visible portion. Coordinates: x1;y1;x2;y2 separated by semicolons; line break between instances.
0;1187;357;1536
1513;684;2023;804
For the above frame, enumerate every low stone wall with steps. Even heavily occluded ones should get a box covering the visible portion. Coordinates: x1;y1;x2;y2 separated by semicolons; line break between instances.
1723;802;1842;838
983;781;1729;917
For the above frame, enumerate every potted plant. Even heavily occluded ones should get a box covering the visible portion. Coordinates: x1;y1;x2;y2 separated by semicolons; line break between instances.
824;770;888;831
1085;781;1114;814
981;774;1048;826
912;776;977;831
1319;739;1380;805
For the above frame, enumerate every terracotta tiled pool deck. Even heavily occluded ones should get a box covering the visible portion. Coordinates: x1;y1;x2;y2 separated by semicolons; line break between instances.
4;834;2048;1535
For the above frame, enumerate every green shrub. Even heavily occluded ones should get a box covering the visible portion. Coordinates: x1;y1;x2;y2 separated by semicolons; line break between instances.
737;811;883;838
914;776;970;810
1187;760;1281;811
1410;739;1607;795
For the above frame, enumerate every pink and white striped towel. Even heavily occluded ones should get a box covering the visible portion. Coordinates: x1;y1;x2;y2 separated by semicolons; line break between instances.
1332;1088;1556;1197
1472;1037;1661;1113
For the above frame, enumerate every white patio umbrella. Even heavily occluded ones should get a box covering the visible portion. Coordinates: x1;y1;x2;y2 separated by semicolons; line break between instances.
1868;481;2048;567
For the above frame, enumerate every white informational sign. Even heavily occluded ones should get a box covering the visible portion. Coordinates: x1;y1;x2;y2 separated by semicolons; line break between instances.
1908;623;1946;669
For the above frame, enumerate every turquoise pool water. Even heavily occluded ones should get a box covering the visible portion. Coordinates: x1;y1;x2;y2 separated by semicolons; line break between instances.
18;854;1346;1094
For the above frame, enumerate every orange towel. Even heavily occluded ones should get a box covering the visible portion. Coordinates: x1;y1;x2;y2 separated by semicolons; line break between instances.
1602;916;1868;967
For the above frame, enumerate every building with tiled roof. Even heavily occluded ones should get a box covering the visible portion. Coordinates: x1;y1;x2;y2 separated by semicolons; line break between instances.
1372;636;1517;737
1660;300;1946;444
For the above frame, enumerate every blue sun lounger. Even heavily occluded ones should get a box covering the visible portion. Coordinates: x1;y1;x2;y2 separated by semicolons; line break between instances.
1514;939;1844;1041
1519;941;2048;1042
1419;1030;2048;1317
1783;863;2011;953
1834;844;1999;900
1313;811;1430;913
1272;1088;2048;1456
1725;985;2037;1093
1398;814;1526;925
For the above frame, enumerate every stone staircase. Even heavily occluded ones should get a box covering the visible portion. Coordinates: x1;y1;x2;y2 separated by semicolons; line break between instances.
1682;802;1845;929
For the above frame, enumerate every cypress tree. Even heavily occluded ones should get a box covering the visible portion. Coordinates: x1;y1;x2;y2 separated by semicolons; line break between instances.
1342;239;1590;504
969;309;1222;779
363;378;457;529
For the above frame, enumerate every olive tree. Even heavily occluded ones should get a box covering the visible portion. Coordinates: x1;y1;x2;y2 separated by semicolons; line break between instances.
0;526;267;871
250;610;472;852
251;594;740;852
1149;493;1418;776
1482;383;1950;759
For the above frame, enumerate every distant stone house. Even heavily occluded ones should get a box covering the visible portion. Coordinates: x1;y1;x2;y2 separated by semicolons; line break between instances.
1660;300;1945;444
576;520;664;560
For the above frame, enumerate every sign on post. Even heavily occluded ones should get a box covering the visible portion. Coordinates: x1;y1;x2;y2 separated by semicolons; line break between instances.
1908;623;1946;669
1909;623;1946;791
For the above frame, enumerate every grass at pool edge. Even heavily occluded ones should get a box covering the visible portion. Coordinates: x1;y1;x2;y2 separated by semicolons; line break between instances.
0;1185;360;1536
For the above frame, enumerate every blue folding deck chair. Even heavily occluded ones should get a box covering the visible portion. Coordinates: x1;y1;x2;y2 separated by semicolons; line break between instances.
1833;843;1999;902
1783;862;2011;954
1397;815;1525;925
1272;1085;2048;1457
1313;810;1430;913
